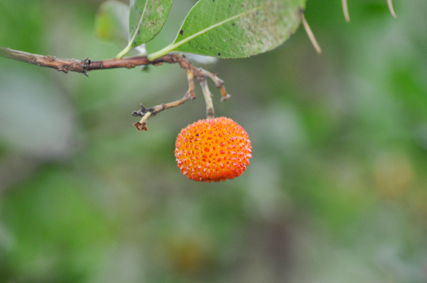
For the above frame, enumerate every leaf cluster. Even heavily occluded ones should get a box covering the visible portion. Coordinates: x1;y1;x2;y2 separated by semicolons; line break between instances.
95;0;306;60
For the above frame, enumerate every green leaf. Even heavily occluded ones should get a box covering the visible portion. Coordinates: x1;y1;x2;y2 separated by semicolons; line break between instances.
95;0;129;45
129;0;173;47
148;0;306;60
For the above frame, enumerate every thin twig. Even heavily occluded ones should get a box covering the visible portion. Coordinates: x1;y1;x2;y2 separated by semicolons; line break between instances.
0;47;230;131
132;74;195;131
342;0;350;22
130;55;228;129
300;12;322;54
134;112;152;131
200;69;231;102
387;0;397;18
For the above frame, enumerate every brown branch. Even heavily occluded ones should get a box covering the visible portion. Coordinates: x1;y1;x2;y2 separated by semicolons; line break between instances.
0;47;92;75
0;47;231;131
0;47;160;74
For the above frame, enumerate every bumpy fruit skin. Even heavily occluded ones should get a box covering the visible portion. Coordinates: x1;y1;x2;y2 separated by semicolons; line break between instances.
175;117;252;182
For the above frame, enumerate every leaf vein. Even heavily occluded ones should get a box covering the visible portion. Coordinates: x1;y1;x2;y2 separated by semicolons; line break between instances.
171;6;261;52
130;0;149;46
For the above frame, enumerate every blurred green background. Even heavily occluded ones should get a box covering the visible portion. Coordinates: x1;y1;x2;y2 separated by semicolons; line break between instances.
1;0;427;282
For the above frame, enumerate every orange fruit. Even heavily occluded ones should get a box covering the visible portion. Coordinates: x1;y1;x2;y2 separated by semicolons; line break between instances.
175;117;252;182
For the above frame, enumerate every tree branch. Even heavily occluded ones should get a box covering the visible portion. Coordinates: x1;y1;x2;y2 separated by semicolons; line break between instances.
0;47;92;75
0;47;230;130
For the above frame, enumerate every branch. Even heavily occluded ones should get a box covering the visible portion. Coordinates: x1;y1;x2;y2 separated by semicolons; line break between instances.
0;47;230;131
0;47;92;75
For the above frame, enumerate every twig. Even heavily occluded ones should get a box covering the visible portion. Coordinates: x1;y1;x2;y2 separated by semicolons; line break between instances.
200;69;231;102
0;47;230;131
131;70;196;131
129;55;229;130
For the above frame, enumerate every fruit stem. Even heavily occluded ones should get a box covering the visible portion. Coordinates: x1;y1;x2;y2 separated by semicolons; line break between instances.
200;77;215;119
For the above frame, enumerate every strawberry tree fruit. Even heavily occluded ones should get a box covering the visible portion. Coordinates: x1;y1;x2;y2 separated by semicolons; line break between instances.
175;117;252;182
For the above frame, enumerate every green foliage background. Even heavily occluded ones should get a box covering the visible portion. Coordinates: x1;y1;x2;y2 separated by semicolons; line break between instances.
1;0;427;282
